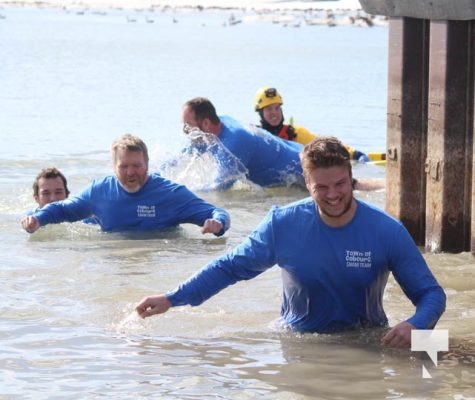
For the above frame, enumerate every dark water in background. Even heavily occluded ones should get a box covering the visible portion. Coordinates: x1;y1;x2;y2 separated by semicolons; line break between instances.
0;5;474;399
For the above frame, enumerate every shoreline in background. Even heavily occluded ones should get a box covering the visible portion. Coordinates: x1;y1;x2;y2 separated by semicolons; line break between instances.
0;0;388;27
0;0;363;11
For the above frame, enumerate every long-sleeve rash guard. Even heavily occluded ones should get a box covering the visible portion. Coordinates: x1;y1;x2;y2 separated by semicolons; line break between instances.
184;115;305;188
167;198;446;333
217;116;303;187
33;173;230;235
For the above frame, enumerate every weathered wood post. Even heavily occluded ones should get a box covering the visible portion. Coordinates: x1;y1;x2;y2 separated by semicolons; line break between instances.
425;20;473;253
385;17;429;246
360;0;475;254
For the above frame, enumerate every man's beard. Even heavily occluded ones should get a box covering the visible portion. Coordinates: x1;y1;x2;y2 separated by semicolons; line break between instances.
319;195;353;220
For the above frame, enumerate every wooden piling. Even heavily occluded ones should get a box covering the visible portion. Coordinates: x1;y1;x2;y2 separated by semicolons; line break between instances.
386;17;429;246
362;0;475;255
425;21;473;253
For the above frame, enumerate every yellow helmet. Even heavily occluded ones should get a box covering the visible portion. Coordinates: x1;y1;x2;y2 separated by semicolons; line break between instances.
254;87;283;111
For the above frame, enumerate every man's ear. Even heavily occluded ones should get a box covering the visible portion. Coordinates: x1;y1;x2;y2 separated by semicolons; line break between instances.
201;118;211;132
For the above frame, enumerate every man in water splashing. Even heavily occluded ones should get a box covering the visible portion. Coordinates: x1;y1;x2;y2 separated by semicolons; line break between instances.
179;97;384;191
136;136;445;348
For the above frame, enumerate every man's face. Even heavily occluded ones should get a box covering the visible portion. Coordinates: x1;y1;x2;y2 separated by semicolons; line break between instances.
305;165;355;227
182;107;203;134
262;103;283;127
113;149;148;193
34;177;68;208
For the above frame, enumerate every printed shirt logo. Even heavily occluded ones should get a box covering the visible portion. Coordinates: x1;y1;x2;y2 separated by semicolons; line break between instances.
346;250;372;268
137;205;156;218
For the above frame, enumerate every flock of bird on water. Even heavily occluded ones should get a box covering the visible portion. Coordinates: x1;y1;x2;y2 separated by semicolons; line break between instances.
0;3;388;28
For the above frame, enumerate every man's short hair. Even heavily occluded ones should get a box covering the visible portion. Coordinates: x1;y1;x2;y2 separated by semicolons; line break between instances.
33;167;70;197
183;97;221;125
111;133;149;165
300;136;352;177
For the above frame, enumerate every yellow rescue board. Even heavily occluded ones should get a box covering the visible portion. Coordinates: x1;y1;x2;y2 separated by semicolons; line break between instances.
367;151;386;161
366;151;386;166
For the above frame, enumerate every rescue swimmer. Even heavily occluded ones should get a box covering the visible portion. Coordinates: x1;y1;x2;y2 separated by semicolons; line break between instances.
254;86;371;162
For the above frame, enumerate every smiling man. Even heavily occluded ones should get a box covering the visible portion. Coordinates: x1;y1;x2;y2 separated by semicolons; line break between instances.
254;86;370;163
136;136;445;348
21;133;230;235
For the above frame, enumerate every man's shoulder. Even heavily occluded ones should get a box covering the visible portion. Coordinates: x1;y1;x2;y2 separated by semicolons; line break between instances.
90;175;115;185
147;173;174;186
219;115;251;135
146;173;187;192
269;197;314;217
356;199;403;227
256;198;315;231
219;115;241;126
83;175;117;193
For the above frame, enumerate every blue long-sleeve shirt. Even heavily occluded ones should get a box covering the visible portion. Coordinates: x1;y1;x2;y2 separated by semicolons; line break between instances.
32;173;230;235
181;116;305;189
167;198;446;333
217;116;304;187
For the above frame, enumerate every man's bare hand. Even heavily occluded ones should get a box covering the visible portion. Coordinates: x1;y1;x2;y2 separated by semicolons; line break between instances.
201;218;223;235
21;216;40;233
135;294;172;319
381;321;415;348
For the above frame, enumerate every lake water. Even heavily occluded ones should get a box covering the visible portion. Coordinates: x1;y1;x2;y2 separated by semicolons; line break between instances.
0;4;474;399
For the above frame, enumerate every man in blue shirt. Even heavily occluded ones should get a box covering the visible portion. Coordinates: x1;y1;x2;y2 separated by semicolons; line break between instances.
135;136;445;348
21;133;230;236
178;97;384;191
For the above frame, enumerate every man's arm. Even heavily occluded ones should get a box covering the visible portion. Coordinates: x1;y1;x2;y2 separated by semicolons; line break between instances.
385;225;446;346
169;183;231;236
135;212;277;318
21;188;95;233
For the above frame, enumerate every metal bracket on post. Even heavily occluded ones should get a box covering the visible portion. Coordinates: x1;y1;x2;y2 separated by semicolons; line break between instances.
387;147;398;161
425;158;442;181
